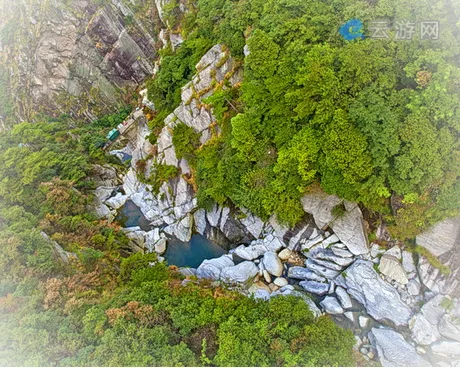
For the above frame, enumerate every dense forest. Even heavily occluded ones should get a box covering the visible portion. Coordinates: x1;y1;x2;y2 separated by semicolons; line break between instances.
0;0;459;365
147;0;460;239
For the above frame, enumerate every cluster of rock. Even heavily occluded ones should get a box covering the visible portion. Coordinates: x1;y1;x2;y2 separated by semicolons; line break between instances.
90;43;460;367
1;0;160;122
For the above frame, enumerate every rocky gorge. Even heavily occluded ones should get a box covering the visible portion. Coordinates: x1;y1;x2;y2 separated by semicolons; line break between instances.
91;43;460;367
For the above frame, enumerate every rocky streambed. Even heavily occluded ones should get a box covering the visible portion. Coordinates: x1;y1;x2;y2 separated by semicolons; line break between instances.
90;44;460;367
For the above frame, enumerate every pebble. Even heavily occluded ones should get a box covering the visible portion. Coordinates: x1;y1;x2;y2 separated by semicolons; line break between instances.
263;270;272;283
273;277;288;287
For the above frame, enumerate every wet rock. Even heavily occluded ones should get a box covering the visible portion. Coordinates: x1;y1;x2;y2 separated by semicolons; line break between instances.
320;296;344;314
299;281;329;296
335;260;412;326
369;327;430;367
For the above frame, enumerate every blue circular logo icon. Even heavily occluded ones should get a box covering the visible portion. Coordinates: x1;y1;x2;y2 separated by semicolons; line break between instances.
339;19;365;41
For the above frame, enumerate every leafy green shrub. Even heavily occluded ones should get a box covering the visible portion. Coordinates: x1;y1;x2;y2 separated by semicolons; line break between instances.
172;122;201;165
147;163;180;194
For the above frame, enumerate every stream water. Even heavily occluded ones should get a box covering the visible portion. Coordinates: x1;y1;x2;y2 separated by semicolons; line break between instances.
116;200;151;231
117;201;226;268
164;234;226;268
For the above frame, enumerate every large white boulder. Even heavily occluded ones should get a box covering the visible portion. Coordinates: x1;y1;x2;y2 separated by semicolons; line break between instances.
262;251;283;277
221;261;259;284
335;260;412;326
196;255;234;280
369;327;430;367
416;216;460;257
331;204;369;255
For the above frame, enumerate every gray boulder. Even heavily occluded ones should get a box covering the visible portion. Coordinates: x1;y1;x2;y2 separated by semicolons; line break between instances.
288;266;326;282
263;234;284;252
299;281;329;296
439;313;460;342
335;260;412;326
234;241;267;260
308;248;354;267
416;216;460;257
305;259;340;280
431;341;460;358
221;261;259;284
240;208;265;238
262;251;283;277
194;209;207;235
369;327;430;367
421;294;448;325
301;193;342;228
105;193;128;209
409;313;441;345
379;253;409;285
331;204;369;255
320;296;344;314
196;255;234;280
335;286;353;309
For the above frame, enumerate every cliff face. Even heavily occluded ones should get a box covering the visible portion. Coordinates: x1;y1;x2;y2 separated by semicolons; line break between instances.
0;0;161;123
